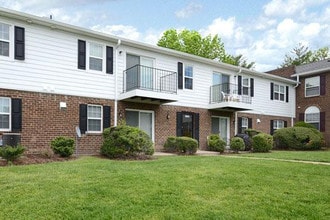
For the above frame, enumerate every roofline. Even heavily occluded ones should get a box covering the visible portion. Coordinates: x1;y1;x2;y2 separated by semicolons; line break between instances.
291;67;330;77
0;7;297;85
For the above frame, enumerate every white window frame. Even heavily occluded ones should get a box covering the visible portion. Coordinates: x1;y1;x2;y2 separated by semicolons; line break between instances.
273;83;285;101
125;109;154;142
87;104;103;133
305;76;320;97
273;120;284;130
242;77;250;96
0;97;11;132
87;42;105;72
241;117;248;133
184;64;193;90
305;106;320;130
0;21;13;59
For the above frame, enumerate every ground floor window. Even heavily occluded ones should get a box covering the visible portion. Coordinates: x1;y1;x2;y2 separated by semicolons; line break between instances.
0;97;10;131
238;117;251;134
126;110;154;141
211;116;230;144
271;119;287;134
305;106;320;130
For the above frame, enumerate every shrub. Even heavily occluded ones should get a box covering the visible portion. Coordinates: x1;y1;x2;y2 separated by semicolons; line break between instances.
176;137;198;155
163;136;177;153
0;145;25;163
244;129;262;138
252;133;273;152
163;136;198;155
273;127;325;150
50;136;75;157
235;133;252;151
294;121;317;129
207;134;226;153
101;125;154;159
230;137;245;153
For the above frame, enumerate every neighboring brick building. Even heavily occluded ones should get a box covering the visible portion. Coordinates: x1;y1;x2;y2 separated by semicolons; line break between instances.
267;59;330;146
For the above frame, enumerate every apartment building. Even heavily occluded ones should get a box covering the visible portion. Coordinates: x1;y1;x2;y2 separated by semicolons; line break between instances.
0;8;296;154
268;60;330;146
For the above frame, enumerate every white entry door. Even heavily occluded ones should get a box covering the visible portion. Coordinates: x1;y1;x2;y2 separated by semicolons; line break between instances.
140;57;154;90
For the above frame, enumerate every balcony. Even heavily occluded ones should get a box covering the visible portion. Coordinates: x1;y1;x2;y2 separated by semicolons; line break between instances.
119;65;178;104
209;83;253;111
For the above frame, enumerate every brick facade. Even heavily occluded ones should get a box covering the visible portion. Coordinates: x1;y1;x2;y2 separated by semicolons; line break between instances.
0;89;114;155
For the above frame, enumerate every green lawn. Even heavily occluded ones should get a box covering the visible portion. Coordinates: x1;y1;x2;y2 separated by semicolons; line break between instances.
236;150;330;162
0;154;329;219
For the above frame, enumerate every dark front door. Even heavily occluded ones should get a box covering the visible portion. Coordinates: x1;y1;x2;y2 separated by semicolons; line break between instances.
176;112;199;142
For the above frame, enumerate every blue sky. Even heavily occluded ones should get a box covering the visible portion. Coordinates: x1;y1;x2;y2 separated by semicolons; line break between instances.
1;0;329;71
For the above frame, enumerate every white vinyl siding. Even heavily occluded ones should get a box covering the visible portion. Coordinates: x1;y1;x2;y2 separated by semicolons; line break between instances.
87;105;102;132
305;76;320;97
0;97;11;131
0;22;10;57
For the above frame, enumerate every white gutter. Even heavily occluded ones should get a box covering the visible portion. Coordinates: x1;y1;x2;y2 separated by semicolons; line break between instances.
294;75;300;88
114;39;121;126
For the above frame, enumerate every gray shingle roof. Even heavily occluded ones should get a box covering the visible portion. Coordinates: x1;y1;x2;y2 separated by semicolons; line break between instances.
295;59;330;74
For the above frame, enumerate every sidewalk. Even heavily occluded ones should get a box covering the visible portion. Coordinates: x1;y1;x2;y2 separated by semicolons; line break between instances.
154;150;219;156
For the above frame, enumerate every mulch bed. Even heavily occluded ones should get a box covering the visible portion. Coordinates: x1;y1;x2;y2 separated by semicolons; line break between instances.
0;154;76;166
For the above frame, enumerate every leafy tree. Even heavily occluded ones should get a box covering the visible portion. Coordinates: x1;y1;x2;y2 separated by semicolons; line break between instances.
281;43;330;67
157;29;255;69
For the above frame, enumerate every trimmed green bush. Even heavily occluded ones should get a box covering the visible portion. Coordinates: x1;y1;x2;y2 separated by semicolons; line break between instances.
50;136;75;157
163;136;198;155
273;127;325;150
230;137;245;153
101;125;154;159
244;129;262;138
252;133;273;152
294;121;317;129
0;145;25;163
163;136;177;153
207;134;226;153
235;133;252;151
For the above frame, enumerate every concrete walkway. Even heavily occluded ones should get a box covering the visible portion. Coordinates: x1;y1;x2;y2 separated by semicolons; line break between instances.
154;150;330;165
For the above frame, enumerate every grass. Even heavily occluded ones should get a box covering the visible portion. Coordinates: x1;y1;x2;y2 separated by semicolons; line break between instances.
0;154;329;219
237;150;330;162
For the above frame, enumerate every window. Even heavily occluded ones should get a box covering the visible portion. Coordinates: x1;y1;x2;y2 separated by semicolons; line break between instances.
0;97;10;131
126;110;154;141
305;106;320;130
274;84;285;101
89;42;103;71
0;23;10;57
241;117;248;133
305;76;320;97
87;105;102;132
242;77;249;95
184;65;193;89
273;120;284;130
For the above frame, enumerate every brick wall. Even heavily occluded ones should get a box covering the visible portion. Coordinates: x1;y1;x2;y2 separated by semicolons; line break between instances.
296;73;330;146
0;89;114;155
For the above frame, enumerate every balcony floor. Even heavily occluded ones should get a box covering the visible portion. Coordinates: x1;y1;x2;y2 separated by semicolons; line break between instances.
119;89;178;104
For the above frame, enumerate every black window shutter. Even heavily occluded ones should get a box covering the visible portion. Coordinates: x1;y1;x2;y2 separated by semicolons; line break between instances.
248;118;252;129
238;75;242;95
194;113;200;143
270;120;274;135
286;86;289;102
177;62;183;89
103;106;111;129
78;40;86;70
176;112;183;136
11;98;22;132
320;74;326;95
237;117;242;134
250;78;254;97
270;83;274;100
79;104;87;134
284;120;288;127
106;46;113;74
299;113;304;121
14;26;25;60
320;112;325;132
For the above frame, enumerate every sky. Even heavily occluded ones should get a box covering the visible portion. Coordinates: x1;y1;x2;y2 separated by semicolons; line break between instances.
1;0;330;71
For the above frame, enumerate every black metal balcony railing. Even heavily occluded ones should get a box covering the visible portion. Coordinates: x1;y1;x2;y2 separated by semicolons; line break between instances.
210;83;252;104
123;65;177;94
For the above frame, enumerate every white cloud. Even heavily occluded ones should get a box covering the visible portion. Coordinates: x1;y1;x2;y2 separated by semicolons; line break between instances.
91;25;140;41
200;17;236;39
299;23;321;38
175;2;202;19
264;0;306;17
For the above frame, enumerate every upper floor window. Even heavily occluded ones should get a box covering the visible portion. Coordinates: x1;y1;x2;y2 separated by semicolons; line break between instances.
305;106;320;130
87;104;102;132
89;42;103;71
0;23;10;57
274;83;285;101
184;65;193;90
242;77;250;95
0;97;11;131
305;76;320;97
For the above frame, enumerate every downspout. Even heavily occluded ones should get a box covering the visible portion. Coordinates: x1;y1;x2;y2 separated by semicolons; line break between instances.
114;39;121;126
234;68;241;135
292;74;299;127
